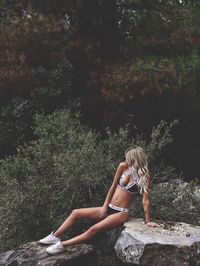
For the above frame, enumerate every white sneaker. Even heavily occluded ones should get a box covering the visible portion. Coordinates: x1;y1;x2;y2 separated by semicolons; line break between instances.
39;232;60;245
46;241;66;255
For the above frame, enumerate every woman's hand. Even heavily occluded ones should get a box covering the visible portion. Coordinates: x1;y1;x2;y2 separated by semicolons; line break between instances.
98;205;108;219
146;221;160;227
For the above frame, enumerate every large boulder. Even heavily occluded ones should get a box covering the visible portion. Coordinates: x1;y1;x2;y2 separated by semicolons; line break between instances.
114;218;200;266
0;241;96;266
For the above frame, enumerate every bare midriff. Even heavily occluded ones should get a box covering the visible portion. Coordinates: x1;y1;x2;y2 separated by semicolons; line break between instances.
110;185;132;209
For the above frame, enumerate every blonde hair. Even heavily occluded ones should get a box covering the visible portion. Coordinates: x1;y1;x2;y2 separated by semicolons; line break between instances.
125;146;149;193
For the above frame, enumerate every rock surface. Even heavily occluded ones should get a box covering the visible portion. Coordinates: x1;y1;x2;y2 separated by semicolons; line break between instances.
0;241;96;266
114;218;200;266
2;218;200;266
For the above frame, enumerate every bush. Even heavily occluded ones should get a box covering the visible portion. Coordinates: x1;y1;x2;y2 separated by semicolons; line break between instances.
0;98;35;157
130;177;200;227
151;179;200;225
0;108;178;251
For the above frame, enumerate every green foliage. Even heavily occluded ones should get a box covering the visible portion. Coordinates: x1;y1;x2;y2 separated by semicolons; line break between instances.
0;0;200;253
99;51;200;104
130;178;200;226
118;0;200;56
0;108;177;251
0;98;34;157
0;0;5;8
150;179;200;225
1;0;200;175
149;119;179;162
29;57;73;110
0;17;73;157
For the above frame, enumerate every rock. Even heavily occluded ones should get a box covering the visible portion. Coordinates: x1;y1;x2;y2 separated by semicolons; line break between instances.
114;218;200;266
0;241;96;266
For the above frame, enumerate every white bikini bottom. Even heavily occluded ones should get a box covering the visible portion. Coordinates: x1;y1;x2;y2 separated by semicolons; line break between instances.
108;203;129;212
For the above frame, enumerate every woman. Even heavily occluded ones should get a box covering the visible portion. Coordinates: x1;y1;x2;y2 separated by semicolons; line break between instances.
39;146;158;254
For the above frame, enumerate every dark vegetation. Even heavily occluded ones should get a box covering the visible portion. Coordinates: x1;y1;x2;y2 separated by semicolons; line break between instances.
0;0;200;251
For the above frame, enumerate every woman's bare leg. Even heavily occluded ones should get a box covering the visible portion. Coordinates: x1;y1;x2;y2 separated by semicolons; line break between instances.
61;212;129;246
53;207;102;237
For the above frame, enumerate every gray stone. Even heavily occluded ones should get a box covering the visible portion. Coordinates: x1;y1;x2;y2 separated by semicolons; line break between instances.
114;218;200;266
0;241;96;266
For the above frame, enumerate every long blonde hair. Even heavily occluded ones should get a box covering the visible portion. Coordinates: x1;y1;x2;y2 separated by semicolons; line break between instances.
125;146;149;193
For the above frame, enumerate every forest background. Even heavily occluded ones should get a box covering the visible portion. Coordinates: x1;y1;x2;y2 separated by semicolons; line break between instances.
0;0;200;252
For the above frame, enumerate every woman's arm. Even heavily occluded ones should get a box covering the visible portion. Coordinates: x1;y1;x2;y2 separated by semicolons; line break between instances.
103;163;124;206
142;174;159;227
142;191;151;223
98;162;125;217
142;173;151;222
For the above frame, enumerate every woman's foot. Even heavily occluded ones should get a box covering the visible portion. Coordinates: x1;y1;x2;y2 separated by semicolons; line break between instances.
46;241;66;254
39;232;60;245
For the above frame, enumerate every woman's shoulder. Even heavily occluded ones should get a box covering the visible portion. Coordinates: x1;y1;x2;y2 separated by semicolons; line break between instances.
118;161;128;170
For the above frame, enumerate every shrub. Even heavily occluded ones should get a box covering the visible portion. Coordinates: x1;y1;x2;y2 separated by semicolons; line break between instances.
0;108;178;251
151;179;200;225
0;98;34;157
